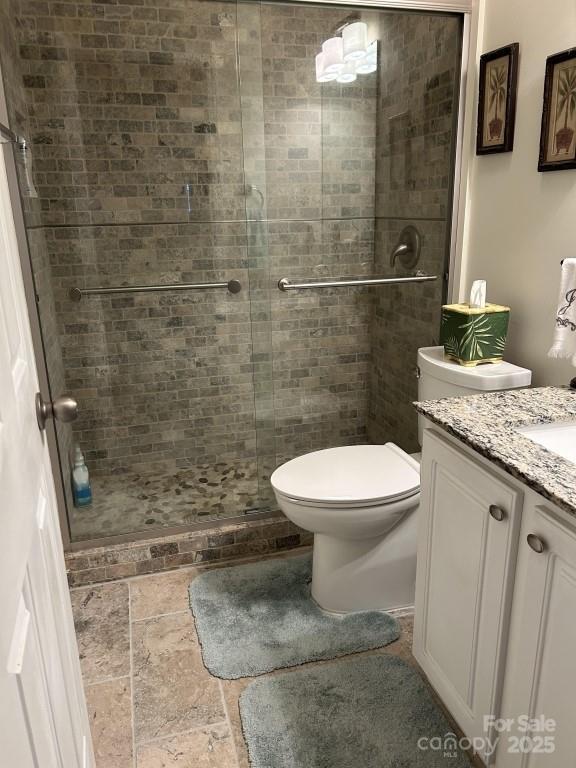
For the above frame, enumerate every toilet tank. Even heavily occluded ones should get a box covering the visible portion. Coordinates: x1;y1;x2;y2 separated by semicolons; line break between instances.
417;346;532;446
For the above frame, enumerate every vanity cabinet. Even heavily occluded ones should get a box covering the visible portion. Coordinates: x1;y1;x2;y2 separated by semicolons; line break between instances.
413;429;523;763
415;427;576;766
495;498;576;767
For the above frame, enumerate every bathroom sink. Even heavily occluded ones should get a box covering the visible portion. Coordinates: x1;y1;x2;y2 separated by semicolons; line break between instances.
517;421;576;464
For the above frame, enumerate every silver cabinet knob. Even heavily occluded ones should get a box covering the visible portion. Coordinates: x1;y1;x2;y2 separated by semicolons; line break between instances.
36;392;78;431
527;533;546;554
489;504;506;522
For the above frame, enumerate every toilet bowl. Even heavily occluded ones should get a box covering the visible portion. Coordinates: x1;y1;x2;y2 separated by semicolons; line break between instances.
271;443;420;613
270;346;533;615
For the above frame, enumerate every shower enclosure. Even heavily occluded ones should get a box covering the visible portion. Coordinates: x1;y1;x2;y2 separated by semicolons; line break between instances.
1;0;462;546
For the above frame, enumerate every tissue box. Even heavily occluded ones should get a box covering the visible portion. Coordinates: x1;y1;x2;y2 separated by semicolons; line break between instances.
440;302;510;366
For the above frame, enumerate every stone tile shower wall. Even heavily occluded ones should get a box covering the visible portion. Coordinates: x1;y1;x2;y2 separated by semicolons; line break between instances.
47;222;253;475
17;1;253;464
262;4;377;464
368;13;461;452
18;1;245;227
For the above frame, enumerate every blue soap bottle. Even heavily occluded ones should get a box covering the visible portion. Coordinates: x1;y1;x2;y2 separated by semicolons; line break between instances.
72;445;92;507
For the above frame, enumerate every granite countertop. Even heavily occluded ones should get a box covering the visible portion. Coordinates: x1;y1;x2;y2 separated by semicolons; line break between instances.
414;386;576;517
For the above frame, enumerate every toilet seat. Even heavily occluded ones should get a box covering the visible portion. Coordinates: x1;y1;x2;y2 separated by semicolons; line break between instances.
271;443;420;508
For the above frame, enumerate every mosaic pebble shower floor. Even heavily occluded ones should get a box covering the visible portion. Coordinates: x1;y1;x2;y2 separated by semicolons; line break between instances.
70;459;263;541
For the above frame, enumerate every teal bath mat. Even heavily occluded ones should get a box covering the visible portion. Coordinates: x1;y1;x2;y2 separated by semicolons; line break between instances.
189;555;400;679
240;654;471;768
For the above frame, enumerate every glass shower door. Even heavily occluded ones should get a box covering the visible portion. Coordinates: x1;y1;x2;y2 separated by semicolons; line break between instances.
11;0;274;543
7;0;462;545
256;2;377;471
251;3;462;465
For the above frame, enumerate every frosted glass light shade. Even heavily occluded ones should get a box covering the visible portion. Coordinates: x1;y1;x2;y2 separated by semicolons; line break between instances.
356;59;377;75
337;62;357;84
356;42;378;74
322;37;344;74
315;52;338;82
342;22;368;62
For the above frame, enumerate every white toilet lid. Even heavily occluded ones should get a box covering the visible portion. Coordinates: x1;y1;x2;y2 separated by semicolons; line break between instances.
270;443;420;507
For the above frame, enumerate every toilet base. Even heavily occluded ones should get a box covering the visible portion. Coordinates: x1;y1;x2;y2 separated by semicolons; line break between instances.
311;505;418;614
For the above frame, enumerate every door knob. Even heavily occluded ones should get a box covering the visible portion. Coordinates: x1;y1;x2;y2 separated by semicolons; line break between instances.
36;392;78;431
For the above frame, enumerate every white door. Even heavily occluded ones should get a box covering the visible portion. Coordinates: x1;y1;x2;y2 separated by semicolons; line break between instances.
0;136;94;764
413;429;522;764
496;499;576;767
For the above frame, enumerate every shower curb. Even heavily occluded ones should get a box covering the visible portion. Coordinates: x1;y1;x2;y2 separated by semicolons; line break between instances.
65;514;312;587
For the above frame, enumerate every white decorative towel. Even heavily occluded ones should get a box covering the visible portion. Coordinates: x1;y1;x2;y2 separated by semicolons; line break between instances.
549;258;576;363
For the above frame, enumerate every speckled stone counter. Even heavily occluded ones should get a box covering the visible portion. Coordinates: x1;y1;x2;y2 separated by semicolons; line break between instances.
415;387;576;517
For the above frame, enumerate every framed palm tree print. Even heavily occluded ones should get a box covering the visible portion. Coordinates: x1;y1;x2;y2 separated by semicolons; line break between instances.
538;48;576;172
476;43;519;155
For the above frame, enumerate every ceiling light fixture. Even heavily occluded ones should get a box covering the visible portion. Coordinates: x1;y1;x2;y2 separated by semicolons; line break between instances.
315;25;377;84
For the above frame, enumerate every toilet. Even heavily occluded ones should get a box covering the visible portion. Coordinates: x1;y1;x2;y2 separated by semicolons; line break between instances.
271;346;532;614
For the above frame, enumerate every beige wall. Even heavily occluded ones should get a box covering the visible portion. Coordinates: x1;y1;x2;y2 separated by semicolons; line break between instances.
461;0;576;386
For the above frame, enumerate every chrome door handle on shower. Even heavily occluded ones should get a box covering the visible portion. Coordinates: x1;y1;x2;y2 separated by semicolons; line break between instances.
278;273;437;291
69;279;242;301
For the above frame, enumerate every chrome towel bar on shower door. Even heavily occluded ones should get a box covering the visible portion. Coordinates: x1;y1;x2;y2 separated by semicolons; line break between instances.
277;274;437;291
69;279;242;301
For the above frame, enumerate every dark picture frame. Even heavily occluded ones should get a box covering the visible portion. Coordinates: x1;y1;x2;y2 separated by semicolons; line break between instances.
476;43;519;155
538;47;576;172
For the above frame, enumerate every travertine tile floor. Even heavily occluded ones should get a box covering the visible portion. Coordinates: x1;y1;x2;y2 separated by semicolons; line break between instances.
70;552;424;768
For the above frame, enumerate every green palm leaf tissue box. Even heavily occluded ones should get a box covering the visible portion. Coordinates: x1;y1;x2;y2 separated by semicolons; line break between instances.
440;280;510;366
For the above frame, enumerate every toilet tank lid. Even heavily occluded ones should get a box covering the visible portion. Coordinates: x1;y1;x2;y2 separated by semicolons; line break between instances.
418;346;532;390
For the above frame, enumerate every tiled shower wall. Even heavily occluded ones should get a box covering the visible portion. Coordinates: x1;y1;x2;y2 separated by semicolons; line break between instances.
262;4;377;465
1;0;28;136
368;13;461;452
18;0;258;484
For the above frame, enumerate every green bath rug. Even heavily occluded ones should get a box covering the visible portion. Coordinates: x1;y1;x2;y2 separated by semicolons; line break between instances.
188;554;400;679
240;654;472;768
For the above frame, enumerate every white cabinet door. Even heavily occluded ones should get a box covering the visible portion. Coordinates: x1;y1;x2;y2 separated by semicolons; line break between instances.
0;129;93;763
413;429;522;763
496;500;576;767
